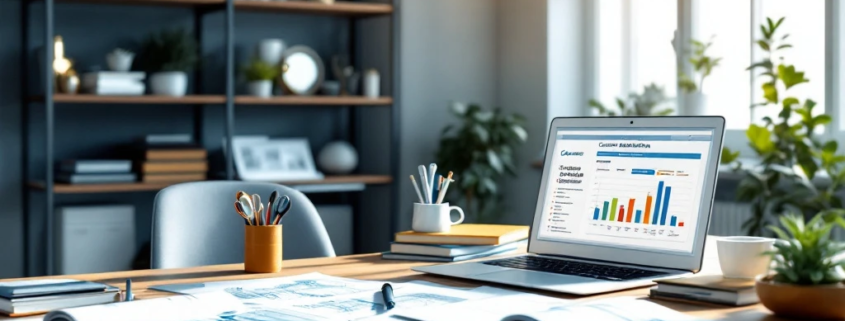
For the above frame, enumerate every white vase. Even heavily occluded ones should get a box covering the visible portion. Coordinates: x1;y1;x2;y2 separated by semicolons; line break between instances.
363;69;380;98
257;39;286;66
150;71;188;97
247;80;273;98
683;91;707;115
318;141;358;174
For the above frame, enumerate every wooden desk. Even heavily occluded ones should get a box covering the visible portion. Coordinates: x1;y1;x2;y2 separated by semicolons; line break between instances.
0;238;786;321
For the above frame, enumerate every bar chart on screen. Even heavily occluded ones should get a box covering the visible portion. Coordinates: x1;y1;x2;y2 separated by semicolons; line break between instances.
586;168;694;242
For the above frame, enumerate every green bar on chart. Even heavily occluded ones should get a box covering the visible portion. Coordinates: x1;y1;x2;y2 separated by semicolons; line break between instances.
609;198;618;221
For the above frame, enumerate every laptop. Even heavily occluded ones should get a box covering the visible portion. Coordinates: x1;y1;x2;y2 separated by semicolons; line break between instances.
413;116;726;295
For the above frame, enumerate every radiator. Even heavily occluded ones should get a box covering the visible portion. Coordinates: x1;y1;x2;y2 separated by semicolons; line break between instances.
710;201;845;240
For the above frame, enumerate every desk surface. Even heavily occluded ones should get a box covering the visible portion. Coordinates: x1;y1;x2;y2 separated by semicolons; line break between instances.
1;237;786;321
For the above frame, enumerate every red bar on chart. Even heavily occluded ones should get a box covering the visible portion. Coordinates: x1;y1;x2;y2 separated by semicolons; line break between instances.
618;206;625;222
626;199;635;222
679;222;685;227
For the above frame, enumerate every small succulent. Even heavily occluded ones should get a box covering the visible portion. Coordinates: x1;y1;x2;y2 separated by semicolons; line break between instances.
766;212;845;285
242;59;280;82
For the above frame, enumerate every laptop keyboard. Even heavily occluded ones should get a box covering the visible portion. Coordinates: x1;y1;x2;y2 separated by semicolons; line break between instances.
482;256;668;281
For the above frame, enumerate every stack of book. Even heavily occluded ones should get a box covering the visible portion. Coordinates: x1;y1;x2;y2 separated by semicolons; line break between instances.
382;224;529;262
0;279;118;317
649;274;758;306
82;71;145;95
138;134;208;183
57;160;136;184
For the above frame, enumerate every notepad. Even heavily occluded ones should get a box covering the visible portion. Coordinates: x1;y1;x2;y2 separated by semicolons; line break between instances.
395;224;529;245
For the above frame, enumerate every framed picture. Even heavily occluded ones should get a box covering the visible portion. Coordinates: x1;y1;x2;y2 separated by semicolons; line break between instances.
232;137;324;181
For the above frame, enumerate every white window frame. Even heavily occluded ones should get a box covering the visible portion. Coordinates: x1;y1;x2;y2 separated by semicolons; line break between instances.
586;0;844;157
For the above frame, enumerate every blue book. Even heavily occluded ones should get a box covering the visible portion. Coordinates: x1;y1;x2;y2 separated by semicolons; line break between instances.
382;241;524;262
0;279;108;300
389;240;526;257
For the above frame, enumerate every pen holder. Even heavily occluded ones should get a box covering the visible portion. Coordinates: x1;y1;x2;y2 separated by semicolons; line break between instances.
244;224;283;273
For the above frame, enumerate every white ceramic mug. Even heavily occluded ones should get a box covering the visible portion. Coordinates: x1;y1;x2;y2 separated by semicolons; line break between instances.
717;236;776;278
412;203;464;233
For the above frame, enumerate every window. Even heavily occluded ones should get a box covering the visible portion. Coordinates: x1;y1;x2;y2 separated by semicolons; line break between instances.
592;0;834;138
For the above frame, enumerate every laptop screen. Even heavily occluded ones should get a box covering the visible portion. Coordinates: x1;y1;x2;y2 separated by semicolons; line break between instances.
536;128;715;254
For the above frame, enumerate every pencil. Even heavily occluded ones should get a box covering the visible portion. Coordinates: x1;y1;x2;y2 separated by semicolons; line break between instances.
410;175;425;204
436;178;453;204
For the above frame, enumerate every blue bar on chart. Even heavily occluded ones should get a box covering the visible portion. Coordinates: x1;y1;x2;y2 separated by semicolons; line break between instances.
593;207;600;220
653;181;664;225
635;210;642;223
660;186;672;225
670;216;677;227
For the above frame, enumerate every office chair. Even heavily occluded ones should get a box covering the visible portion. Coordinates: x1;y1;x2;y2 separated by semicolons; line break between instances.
150;181;335;269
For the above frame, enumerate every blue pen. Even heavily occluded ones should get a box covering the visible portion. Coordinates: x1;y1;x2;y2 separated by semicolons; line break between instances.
125;279;133;302
432;174;441;203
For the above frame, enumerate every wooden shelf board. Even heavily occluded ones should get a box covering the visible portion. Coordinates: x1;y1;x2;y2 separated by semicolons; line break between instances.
234;0;392;15
235;96;392;106
33;94;227;104
29;175;392;194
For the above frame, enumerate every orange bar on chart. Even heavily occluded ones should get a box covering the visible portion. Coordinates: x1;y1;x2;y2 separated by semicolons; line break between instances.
644;194;653;225
626;199;635;222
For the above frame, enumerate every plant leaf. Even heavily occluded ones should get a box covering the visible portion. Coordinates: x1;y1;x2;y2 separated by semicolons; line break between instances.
757;40;771;51
762;83;778;103
778;64;809;89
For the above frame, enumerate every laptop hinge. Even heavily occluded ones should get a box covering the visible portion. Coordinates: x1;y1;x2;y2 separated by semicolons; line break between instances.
533;252;694;273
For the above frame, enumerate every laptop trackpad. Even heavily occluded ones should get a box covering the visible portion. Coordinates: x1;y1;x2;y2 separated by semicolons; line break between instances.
477;270;593;286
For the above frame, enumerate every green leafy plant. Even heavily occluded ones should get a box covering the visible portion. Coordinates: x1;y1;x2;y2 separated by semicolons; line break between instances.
138;28;199;72
436;102;527;222
766;212;845;285
589;83;673;116
242;59;279;81
678;36;722;93
721;17;845;236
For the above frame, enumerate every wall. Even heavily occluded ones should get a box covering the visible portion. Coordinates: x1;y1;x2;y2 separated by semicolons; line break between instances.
396;0;499;230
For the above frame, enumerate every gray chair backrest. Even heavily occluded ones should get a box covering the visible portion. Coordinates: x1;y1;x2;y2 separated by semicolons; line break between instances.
151;181;335;269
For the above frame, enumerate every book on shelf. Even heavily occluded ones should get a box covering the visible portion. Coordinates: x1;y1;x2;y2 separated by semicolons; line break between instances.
382;240;524;262
82;72;146;96
81;71;145;83
85;83;145;96
649;274;758;306
56;173;137;184
389;240;526;257
143;148;207;161
139;161;208;174
141;134;194;145
0;279;118;317
60;160;132;174
395;224;529;246
142;173;206;183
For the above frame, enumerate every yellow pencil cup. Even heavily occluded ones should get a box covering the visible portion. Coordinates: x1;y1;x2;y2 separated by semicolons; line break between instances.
244;224;283;273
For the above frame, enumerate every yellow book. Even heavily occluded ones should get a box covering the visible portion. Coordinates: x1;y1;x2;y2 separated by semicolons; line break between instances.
395;224;529;245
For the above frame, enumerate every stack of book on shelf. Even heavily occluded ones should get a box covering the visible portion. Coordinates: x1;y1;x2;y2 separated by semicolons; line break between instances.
0;279;118;317
138;134;208;184
57;160;136;184
649;274;758;306
82;71;145;95
382;224;529;262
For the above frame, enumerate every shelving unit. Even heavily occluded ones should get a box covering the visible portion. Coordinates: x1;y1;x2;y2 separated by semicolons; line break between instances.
23;0;399;276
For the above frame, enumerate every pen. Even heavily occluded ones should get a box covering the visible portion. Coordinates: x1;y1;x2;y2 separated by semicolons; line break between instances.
267;191;278;226
125;279;133;302
418;165;430;204
381;283;395;309
428;163;437;203
436;175;454;204
409;175;425;204
431;174;441;204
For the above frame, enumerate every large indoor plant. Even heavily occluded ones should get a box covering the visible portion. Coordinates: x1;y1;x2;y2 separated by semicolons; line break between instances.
588;83;673;116
242;58;279;98
139;28;198;97
677;36;721;115
756;212;845;319
721;17;845;236
435;102;527;222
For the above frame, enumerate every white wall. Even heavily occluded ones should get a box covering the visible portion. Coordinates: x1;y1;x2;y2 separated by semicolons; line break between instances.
397;0;500;230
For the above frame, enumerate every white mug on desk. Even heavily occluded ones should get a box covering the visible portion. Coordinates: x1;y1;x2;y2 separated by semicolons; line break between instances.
412;203;464;233
717;236;776;278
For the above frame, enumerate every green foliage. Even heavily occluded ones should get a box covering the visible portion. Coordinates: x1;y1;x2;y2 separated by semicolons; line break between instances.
766;212;845;285
242;59;279;81
436;102;527;222
589;83;673;116
678;36;722;93
138;28;199;72
722;17;845;236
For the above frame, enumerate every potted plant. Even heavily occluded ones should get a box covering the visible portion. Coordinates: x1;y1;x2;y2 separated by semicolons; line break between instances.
588;83;674;116
435;102;527;222
677;36;721;115
756;212;845;319
242;58;279;98
138;28;198;97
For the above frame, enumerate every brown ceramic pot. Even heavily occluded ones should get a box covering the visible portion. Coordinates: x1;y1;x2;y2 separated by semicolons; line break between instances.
756;275;845;320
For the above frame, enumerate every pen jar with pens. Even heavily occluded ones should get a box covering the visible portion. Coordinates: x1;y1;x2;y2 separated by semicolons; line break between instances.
235;190;291;273
410;163;464;233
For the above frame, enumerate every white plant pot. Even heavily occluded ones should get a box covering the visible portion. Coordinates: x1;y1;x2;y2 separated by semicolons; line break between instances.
247;80;273;98
106;51;134;72
683;91;707;115
257;39;286;66
150;71;188;97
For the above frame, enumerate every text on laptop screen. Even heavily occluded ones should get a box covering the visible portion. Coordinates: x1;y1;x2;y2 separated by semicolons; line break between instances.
537;128;714;254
